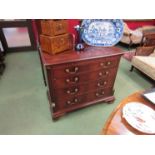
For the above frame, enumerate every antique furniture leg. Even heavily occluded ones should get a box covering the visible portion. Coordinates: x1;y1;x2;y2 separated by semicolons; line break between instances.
107;90;115;103
128;33;133;50
0;63;5;75
0;49;5;75
130;65;134;72
38;46;47;86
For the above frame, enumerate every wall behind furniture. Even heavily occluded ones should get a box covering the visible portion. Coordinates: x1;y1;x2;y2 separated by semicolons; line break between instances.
32;19;155;46
124;19;155;29
68;19;155;32
67;19;80;43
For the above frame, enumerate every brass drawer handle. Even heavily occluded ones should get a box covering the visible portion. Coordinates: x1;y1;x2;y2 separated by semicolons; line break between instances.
66;77;79;83
107;61;111;65
98;71;109;76
97;81;107;87
66;98;79;105
67;88;79;94
99;72;102;76
100;62;104;67
74;98;78;103
67;100;71;104
51;103;55;108
96;91;105;97
100;61;111;67
65;67;79;74
105;71;109;75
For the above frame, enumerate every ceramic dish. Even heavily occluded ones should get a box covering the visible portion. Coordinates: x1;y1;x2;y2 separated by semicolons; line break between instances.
81;19;124;47
122;102;155;134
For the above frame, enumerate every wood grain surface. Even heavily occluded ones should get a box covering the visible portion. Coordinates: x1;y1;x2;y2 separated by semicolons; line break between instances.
101;91;155;135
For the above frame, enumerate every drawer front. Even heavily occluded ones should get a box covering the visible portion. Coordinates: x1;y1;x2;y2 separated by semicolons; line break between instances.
53;77;115;99
100;56;120;69
65;95;86;108
88;87;113;101
55;87;113;110
52;67;117;88
41;20;68;36
56;94;87;109
51;56;120;78
52;60;101;78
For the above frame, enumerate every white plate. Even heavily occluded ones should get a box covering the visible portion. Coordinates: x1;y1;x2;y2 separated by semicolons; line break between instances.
122;102;155;134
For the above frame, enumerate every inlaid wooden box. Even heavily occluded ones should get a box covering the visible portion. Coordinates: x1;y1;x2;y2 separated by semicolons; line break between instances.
41;20;68;36
40;33;74;55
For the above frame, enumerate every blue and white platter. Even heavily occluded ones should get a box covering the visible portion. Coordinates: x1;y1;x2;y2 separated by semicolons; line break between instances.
81;19;124;47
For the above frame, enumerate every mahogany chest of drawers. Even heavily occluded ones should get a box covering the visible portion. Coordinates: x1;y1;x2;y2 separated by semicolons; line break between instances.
40;46;124;119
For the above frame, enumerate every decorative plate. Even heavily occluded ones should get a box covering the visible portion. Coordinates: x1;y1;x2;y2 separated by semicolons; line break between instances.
122;102;155;134
81;19;124;47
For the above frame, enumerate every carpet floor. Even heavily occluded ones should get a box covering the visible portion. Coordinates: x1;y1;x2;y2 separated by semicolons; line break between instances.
0;50;152;135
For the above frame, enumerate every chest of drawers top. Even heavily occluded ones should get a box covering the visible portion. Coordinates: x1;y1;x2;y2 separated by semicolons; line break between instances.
40;46;124;66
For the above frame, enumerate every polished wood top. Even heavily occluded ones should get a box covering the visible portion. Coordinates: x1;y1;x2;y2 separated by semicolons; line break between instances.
39;46;124;66
101;91;155;135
